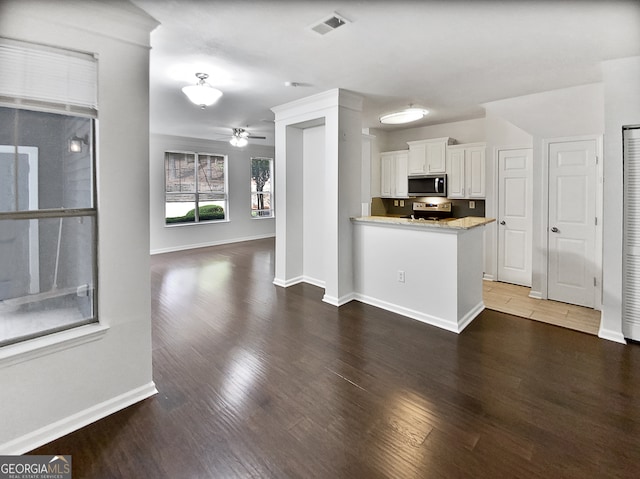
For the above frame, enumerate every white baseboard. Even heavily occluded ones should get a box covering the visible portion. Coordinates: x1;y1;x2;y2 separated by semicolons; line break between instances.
150;233;275;255
302;276;326;289
483;274;495;281
598;327;627;344
0;382;158;455
273;276;304;288
353;294;462;333
528;290;542;299
323;292;355;307
273;276;327;289
457;302;485;333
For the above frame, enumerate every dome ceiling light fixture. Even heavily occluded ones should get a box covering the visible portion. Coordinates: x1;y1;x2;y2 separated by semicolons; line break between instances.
182;72;223;109
379;106;429;125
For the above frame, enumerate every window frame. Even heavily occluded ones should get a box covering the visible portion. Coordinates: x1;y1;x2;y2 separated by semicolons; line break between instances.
0;106;99;347
164;150;229;226
250;156;274;219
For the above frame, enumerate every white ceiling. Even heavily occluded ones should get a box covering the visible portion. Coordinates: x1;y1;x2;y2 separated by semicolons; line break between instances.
131;0;640;146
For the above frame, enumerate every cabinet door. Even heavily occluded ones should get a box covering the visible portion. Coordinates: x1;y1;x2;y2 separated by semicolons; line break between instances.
408;144;427;175
426;141;447;173
380;154;393;198
447;149;465;198
466;146;486;198
395;152;409;197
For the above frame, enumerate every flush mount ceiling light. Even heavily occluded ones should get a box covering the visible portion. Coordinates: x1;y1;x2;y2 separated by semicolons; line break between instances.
182;73;223;109
379;107;429;125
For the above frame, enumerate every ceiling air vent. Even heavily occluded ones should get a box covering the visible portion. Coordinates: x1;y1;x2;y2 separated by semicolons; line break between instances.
310;12;350;35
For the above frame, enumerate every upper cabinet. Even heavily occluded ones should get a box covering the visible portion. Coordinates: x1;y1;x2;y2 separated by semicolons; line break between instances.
380;150;409;198
407;137;455;175
446;143;486;198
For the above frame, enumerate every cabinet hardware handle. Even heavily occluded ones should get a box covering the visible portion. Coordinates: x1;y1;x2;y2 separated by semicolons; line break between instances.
500;220;506;225
551;227;559;233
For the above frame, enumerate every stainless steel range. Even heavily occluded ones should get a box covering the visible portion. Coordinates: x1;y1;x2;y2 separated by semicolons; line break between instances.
411;201;453;221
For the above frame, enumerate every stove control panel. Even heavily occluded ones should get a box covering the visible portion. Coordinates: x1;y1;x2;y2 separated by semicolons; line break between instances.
413;201;452;212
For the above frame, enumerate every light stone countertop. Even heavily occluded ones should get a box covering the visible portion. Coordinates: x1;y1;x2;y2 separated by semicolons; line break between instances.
351;216;495;230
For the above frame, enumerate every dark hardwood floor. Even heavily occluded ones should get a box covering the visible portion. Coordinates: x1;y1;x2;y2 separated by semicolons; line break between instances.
32;238;640;478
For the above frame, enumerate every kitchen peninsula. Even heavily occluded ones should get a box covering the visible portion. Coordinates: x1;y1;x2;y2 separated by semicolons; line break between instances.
351;215;495;333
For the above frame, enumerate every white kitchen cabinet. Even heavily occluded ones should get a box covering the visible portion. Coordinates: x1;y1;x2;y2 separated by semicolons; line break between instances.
446;143;486;199
380;150;409;198
407;137;455;175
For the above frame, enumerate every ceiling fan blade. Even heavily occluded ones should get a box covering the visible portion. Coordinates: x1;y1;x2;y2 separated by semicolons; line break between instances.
247;135;266;140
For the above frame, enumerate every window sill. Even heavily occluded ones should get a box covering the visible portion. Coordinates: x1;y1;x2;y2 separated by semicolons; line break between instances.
164;219;230;228
250;215;274;220
0;323;109;369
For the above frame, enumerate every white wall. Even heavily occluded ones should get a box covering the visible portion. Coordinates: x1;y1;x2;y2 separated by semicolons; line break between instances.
483;83;604;297
0;0;158;453
302;126;326;285
149;134;275;254
483;114;534;280
379;117;486;151
600;56;640;342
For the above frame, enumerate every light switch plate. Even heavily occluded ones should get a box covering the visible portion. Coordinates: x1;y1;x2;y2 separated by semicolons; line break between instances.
469;200;475;209
394;200;399;206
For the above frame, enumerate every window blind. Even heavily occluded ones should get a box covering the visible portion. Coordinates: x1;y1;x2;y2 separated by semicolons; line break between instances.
623;127;640;339
0;38;97;114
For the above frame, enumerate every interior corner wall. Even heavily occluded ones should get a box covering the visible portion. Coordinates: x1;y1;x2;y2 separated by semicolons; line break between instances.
0;1;157;453
149;134;275;254
601;56;640;342
302;125;326;286
483;83;604;297
483;114;533;280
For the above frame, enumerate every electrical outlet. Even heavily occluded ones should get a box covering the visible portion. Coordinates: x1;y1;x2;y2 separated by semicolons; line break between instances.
469;200;476;209
398;270;405;283
394;200;399;206
400;200;405;207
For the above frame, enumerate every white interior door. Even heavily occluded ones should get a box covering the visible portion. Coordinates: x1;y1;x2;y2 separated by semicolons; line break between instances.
498;148;532;286
548;139;597;308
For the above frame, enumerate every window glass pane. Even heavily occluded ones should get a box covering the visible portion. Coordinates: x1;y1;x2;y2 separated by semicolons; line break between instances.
165;194;196;224
198;154;225;194
251;158;273;218
251;192;272;217
0;216;96;346
198;194;226;221
165;152;195;193
164;152;227;225
0;106;93;211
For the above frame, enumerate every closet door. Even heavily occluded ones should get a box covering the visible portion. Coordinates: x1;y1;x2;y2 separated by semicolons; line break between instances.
623;127;640;340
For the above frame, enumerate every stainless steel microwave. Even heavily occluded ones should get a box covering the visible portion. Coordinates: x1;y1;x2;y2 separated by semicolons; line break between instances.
407;175;447;197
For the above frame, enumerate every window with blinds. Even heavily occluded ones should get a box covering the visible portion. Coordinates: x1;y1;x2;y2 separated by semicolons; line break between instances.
623;126;640;340
0;37;97;115
0;39;98;346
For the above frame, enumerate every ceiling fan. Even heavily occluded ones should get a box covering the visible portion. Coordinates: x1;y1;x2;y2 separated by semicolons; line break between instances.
229;128;266;147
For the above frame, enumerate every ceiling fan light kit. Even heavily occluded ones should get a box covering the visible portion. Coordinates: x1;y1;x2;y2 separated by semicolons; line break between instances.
229;128;266;147
182;72;223;108
380;107;429;125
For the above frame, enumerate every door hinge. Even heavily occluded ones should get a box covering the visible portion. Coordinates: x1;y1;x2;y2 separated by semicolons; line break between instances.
595;155;599;165
594;277;597;287
595;217;598;226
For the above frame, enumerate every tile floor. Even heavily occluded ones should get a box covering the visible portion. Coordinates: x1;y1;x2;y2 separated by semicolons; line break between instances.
483;280;601;336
